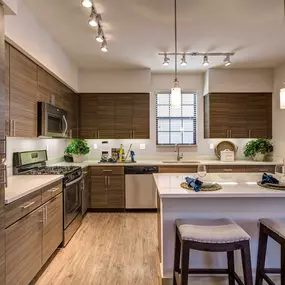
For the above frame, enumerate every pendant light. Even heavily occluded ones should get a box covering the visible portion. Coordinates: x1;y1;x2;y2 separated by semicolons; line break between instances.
280;81;285;109
171;0;181;107
81;0;92;8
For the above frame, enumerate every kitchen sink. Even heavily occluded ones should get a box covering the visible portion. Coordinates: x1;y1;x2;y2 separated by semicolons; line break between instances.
161;160;200;164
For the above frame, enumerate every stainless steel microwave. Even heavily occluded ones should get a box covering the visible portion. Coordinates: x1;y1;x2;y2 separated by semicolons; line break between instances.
38;102;69;138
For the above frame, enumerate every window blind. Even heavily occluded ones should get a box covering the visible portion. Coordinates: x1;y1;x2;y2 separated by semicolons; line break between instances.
156;92;197;145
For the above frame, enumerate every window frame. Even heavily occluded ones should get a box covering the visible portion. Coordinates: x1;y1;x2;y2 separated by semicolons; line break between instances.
155;91;197;146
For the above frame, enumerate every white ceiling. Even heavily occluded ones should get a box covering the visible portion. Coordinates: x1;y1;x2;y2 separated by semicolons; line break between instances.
23;0;285;72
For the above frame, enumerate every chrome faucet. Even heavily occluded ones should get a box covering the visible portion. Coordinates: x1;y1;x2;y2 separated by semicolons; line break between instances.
175;144;183;162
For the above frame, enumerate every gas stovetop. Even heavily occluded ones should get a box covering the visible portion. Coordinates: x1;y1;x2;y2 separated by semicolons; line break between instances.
22;166;80;175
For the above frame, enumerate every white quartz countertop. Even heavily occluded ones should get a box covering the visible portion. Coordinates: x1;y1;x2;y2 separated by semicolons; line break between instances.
49;159;281;167
5;175;63;204
153;173;285;198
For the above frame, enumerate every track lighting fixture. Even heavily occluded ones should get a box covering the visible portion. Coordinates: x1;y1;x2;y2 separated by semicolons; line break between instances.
224;55;231;66
180;54;187;66
89;9;100;27
81;0;92;8
162;54;170;66
96;27;104;42
202;55;209;66
101;39;108;52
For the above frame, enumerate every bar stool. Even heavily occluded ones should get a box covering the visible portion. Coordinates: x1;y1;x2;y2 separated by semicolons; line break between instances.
173;218;253;285
256;218;285;285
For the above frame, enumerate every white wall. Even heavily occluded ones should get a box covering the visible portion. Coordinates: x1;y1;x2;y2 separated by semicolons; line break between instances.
79;69;151;93
273;62;285;160
204;68;273;94
4;1;78;90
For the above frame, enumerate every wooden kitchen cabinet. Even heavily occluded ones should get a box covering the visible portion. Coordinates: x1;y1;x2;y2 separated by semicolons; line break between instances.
6;207;42;285
204;93;272;139
90;167;125;209
9;47;38;137
79;93;150;139
0;230;5;285
42;193;63;265
5;42;9;136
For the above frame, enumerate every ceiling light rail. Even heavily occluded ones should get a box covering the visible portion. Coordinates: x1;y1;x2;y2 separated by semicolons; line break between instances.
81;0;108;52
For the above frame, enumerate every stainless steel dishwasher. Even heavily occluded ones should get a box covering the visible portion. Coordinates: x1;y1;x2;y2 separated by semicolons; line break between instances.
125;166;158;209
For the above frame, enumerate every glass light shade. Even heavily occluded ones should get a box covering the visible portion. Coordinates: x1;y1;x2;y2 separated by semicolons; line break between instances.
96;35;104;42
171;87;181;107
81;0;92;8
280;88;285;109
88;16;98;27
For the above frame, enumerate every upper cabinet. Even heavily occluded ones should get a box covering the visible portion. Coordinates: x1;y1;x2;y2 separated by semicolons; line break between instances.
204;93;272;139
79;93;150;139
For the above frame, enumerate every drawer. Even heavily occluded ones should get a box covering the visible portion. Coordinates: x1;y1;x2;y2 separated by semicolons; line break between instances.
5;189;42;228
42;181;63;204
159;166;198;173
207;165;246;173
246;165;275;173
91;166;124;176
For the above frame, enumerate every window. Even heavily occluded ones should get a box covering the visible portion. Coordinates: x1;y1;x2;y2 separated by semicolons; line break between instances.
156;92;197;145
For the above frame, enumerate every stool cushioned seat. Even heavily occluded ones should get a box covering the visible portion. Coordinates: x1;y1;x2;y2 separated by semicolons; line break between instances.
176;218;250;243
260;218;285;239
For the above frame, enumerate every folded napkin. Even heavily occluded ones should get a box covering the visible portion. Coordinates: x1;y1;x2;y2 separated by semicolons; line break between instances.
261;173;279;185
185;177;203;192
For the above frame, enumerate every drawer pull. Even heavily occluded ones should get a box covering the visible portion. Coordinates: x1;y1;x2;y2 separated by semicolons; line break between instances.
102;170;113;172
223;169;233;172
21;201;35;209
48;187;58;193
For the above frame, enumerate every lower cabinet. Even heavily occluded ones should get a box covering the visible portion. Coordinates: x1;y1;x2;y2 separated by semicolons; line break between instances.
42;193;63;265
5;192;63;285
90;167;125;209
0;229;5;285
6;207;42;285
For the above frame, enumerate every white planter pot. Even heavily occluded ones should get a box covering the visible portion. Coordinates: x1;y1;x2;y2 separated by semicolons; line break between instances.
252;153;265;162
72;154;85;163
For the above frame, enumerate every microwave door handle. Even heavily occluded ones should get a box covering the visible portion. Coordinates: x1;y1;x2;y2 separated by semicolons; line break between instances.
63;115;68;136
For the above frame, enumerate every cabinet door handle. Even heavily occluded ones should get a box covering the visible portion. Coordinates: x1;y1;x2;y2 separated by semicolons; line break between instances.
108;176;111;186
0;165;8;187
48;187;58;193
21;201;35;209
248;130;251;138
13;120;16;136
226;130;229;138
9;120;12;136
69;129;72;138
229;130;232;138
130;130;132;139
132;130;135;138
97;130;100;139
0;135;7;163
45;205;48;223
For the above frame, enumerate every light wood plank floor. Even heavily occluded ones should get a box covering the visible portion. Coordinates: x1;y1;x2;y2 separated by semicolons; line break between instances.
34;213;161;285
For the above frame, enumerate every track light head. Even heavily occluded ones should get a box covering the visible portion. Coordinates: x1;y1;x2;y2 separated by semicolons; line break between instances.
224;55;231;66
162;53;170;66
180;54;187;66
81;0;92;8
96;27;104;42
202;55;209;66
101;39;108;52
89;10;100;27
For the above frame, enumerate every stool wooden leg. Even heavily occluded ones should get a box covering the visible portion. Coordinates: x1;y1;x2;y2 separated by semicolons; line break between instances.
255;224;268;285
181;242;190;285
227;251;235;285
241;241;253;285
281;244;285;285
173;228;181;285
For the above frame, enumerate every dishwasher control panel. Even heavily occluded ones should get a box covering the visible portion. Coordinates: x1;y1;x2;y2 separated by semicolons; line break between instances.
124;166;158;175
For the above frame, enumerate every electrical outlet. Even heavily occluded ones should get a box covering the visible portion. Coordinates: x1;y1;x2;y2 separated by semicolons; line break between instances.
140;144;146;150
46;144;49;151
210;144;214;150
93;144;98;150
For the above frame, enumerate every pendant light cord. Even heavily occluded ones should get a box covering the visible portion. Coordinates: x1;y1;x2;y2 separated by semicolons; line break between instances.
174;0;177;81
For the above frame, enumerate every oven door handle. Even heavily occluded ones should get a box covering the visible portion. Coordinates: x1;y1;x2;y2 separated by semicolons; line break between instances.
62;115;68;136
65;174;83;187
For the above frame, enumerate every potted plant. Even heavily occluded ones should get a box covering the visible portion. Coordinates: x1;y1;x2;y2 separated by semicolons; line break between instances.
67;139;90;163
244;139;273;161
64;145;74;163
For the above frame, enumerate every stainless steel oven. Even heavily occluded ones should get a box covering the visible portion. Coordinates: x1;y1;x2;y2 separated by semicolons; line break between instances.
38;102;69;138
64;175;82;229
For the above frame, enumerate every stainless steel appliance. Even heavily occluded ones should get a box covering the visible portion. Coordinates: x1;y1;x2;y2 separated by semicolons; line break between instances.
125;166;158;209
13;150;83;246
80;167;90;216
38;102;69;138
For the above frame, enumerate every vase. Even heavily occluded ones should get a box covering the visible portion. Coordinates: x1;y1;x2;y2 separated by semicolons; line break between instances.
72;154;85;163
252;153;265;162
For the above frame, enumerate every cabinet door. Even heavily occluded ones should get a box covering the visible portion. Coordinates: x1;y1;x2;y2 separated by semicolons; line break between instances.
97;94;116;139
42;193;63;265
5;42;10;136
10;47;38;137
90;176;107;208
208;94;230;138
247;93;272;138
79;94;98;139
6;207;42;285
133;93;150;139
115;94;133;139
228;94;248;138
0;230;5;285
107;175;125;208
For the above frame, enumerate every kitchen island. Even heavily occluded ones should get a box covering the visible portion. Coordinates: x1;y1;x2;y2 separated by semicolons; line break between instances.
154;173;285;285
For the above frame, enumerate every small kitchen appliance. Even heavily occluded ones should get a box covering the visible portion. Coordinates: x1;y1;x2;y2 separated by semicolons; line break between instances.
220;149;235;162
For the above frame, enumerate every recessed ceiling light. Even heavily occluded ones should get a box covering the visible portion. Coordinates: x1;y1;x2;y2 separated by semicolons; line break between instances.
224;55;231;66
202;55;209;66
101;39;108;52
81;0;92;8
180;54;187;66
